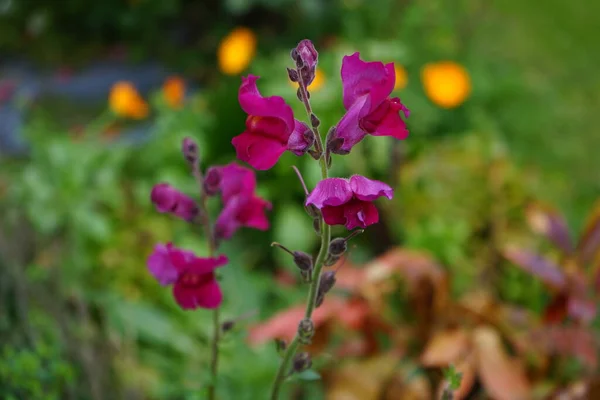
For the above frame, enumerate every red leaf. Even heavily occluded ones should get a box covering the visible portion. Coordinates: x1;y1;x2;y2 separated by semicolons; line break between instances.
247;298;343;345
567;295;597;323
543;292;569;324
531;326;598;370
503;247;567;289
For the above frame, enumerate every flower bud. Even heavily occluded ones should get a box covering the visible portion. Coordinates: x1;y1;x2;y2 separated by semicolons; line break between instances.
293;352;312;373
275;339;287;355
221;320;235;332
295;39;318;86
312;218;321;235
298;318;314;344
315;271;336;308
329;237;347;257
287;67;299;83
203;167;221;196
151;183;199;221
305;204;320;219
318;271;336;295
324;255;340;267
182;137;199;164
293;251;313;272
290;48;300;63
310;113;320;128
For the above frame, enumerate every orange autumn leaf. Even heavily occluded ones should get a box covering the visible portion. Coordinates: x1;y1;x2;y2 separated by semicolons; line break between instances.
162;76;185;109
326;354;401;400
420;328;470;367
109;81;149;119
473;326;530;400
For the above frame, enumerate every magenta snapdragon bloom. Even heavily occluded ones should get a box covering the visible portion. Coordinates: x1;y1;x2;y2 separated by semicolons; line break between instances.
232;75;312;170
207;162;271;239
151;183;199;221
305;175;393;229
147;243;228;309
330;53;410;154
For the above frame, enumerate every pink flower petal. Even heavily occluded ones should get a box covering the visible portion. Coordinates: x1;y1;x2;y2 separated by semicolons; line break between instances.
322;205;346;226
217;163;257;203
349;175;394;201
341;53;394;111
186;254;229;275
239;75;294;134
172;278;223;310
239;196;272;230
364;97;409;140
147;243;179;286
334;96;370;152
232;131;288;170
215;195;271;239
306;178;353;209
343;200;379;229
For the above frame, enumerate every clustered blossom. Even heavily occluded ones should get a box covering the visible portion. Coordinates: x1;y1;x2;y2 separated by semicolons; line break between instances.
147;40;408;316
149;156;270;310
231;75;313;170
206;162;271;240
147;243;227;309
306;175;393;229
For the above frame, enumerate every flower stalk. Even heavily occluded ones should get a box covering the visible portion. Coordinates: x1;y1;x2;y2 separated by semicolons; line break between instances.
269;57;331;400
185;139;221;400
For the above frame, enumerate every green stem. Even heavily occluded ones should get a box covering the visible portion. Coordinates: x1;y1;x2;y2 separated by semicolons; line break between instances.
208;306;220;400
269;337;300;400
192;160;221;400
270;63;332;399
269;157;330;399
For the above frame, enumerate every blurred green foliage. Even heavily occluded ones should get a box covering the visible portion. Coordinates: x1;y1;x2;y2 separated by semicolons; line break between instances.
1;0;599;398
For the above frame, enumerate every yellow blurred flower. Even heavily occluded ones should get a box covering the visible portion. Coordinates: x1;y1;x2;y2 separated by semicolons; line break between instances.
109;81;149;119
163;76;185;109
421;61;471;108
393;64;408;91
308;68;325;91
288;68;325;91
218;27;257;75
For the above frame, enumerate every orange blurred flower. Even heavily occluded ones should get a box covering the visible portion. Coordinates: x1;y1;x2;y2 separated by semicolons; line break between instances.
393;64;408;91
109;81;149;119
163;76;185;109
421;61;471;108
218;27;257;75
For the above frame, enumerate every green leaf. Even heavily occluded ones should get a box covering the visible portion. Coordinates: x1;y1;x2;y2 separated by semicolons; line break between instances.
443;364;463;391
293;369;321;382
